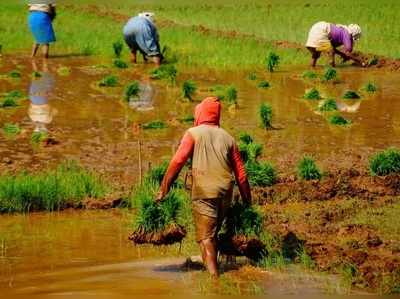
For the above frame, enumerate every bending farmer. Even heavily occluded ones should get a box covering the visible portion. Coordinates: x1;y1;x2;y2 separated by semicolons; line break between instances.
306;21;365;67
123;12;163;66
28;1;57;58
156;97;251;277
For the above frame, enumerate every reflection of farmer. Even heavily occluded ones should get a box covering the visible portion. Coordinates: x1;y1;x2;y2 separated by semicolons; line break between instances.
156;97;251;277
123;12;163;66
28;1;57;58
128;80;154;111
306;22;365;67
29;60;56;132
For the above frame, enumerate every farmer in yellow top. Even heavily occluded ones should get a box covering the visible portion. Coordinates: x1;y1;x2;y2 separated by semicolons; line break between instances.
306;22;366;67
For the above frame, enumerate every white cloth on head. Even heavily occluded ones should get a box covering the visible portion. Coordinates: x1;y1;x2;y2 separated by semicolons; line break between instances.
306;21;331;48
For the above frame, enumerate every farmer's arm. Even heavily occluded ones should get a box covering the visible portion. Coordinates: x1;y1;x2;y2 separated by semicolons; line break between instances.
157;132;194;201
335;34;365;66
230;144;252;205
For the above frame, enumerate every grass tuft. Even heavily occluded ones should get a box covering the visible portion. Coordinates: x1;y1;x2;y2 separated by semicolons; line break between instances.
329;114;352;126
297;156;322;180
343;90;361;99
1;97;18;108
318;99;337;112
8;70;21;78
98;75;118;87
266;51;280;72
257;80;270;89
113;59;128;69
31;131;48;144
364;82;377;93
31;71;42;78
150;64;177;84
303;88;321;100
321;67;337;82
246;161;277;187
248;73;257;80
259;102;273;129
112;41;123;58
369;148;400;176
302;70;317;80
142;120;168;130
124;81;140;101
225;85;238;105
182;80;197;101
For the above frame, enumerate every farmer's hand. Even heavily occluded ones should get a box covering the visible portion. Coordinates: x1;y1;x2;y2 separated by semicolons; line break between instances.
155;191;164;204
361;62;367;67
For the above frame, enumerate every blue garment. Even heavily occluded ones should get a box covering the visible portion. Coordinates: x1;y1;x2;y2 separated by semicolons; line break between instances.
123;16;160;56
28;11;56;44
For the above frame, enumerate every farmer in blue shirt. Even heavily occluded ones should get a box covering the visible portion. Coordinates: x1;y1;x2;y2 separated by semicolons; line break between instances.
123;12;163;66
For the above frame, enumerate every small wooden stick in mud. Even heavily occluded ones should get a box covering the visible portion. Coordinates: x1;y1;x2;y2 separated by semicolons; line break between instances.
138;140;142;185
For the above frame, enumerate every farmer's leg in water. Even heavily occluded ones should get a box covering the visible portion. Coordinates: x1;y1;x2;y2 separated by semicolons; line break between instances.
130;49;137;63
31;43;39;58
152;55;161;67
42;44;49;59
330;49;336;67
200;238;219;277
307;47;321;67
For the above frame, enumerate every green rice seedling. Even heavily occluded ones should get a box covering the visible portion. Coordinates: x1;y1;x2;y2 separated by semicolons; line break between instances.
112;41;123;58
318;98;337;112
178;115;194;123
303;88;321;100
297;246;315;269
369;148;400;176
144;161;169;185
257;80;270;89
113;59;128;69
239;132;253;145
329;114;352;126
31;71;42;78
57;66;71;76
248;73;257;80
182;80;197;101
339;263;357;293
2;123;21;136
227;201;263;237
266;51;280;72
368;56;379;66
8;70;21;78
6;90;23;98
142;120;168;130
259;102;273;129
31;131;48;144
150;64;177;84
1;97;18;108
246;161;277;187
225;85;238;105
238;132;262;163
124;81;140;101
297;156;321;180
343;90;361;99
321;67;337;82
98;75;118;87
302;70;317;80
363;82;378;93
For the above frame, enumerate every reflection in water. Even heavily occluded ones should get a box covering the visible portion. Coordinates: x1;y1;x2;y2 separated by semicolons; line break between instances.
28;60;56;133
129;81;154;111
336;100;361;113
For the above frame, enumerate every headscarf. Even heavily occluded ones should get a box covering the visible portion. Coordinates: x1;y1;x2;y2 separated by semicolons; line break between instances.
138;12;155;23
338;24;362;41
194;97;221;127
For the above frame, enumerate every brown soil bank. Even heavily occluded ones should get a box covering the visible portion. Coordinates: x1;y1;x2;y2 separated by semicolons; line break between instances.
254;169;400;292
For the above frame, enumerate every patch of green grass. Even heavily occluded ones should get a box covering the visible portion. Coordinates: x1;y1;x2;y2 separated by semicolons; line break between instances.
318;99;337;112
339;263;358;293
182;80;197;101
302;70;317;80
321;67;337;82
343;90;361;99
297;246;315;270
113;58;128;69
150;64;177;84
142;120;168;130
297;156;322;180
257;80;270;89
112;41;123;58
259;102;272;129
363;82;377;93
266;51;280;72
124;81;140;101
8;70;21;78
329;114;352;126
246;161;277;187
57;66;71;76
2;123;21;137
369;148;400;176
303;88;322;100
98;75;118;87
0;161;109;213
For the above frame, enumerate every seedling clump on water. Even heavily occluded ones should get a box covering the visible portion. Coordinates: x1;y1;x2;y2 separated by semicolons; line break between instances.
343;90;360;99
248;73;257;80
182;80;197;101
124;81;140;101
329;114;352;126
1;97;18;108
303;88;322;100
113;41;123;58
322;67;337;82
31;131;48;144
258;81;270;89
142;120;167;130
226;85;238;105
297;156;322;180
318;99;337;112
266;51;280;72
259;102;273;129
8;70;21;78
364;82;377;93
211;85;237;105
3;123;21;136
113;59;128;69
7;90;23;98
31;71;42;78
369;148;400;176
150;64;177;84
302;70;317;80
98;75;118;87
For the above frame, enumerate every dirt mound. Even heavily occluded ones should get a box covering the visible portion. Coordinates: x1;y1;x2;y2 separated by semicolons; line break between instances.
218;234;266;261
129;224;186;246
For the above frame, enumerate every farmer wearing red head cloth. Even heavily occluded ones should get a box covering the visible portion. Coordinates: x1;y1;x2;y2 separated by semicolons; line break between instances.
156;97;251;277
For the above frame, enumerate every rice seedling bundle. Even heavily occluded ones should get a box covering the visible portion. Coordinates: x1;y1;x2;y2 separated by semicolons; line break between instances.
302;70;317;80
329;114;352;126
182;80;197;101
266;51;280;72
124;81;140;101
113;59;128;69
321;67;337;82
297;156;322;180
318;99;338;112
259;102;273;129
364;82;377;93
98;75;118;87
150;64;177;84
258;81;271;89
369;148;400;176
113;41;123;58
343;90;361;99
303;88;322;100
3;123;21;136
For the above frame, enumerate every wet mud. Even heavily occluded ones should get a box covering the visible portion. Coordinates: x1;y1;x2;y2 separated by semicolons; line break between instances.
129;224;187;246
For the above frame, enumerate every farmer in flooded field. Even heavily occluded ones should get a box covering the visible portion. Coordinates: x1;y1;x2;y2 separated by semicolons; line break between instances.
156;97;251;277
306;22;365;67
123;12;163;66
28;1;57;58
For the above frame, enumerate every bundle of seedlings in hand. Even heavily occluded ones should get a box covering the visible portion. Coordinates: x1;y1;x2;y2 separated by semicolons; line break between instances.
369;148;400;176
318;99;338;112
363;82;377;93
218;200;266;261
297;156;322;180
124;81;140;101
302;70;317;80
303;88;322;100
142;120;168;130
98;75;118;87
129;183;187;245
3;123;21;137
150;64;177;84
343;90;360;99
182;80;197;101
113;59;128;69
258;81;271;89
321;67;337;82
266;51;280;72
113;41;123;58
259;102;273;129
8;70;21;78
329;114;352;126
